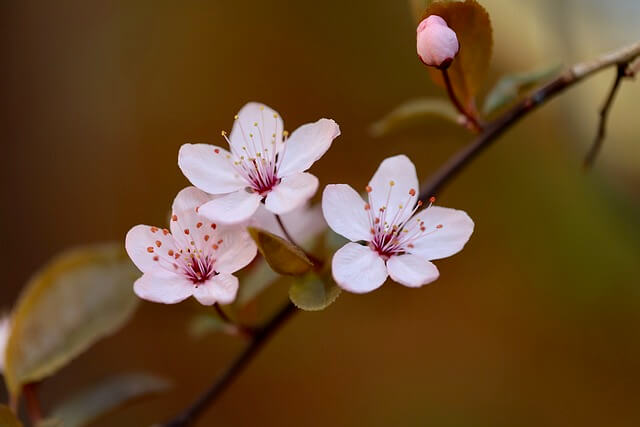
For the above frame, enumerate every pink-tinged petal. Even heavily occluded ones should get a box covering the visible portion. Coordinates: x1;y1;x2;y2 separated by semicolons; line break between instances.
198;190;262;224
332;242;388;293
264;172;318;215
321;184;371;242
276;119;341;177
386;254;439;288
192;273;239;305
133;273;193;304
229;102;284;155
368;155;419;226
213;228;258;274
408;206;474;260
172;186;214;214
125;224;179;276
178;143;246;194
169;187;219;243
416;15;459;68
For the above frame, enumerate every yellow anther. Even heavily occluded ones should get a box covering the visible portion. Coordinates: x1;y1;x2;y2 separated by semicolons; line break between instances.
234;115;239;120
389;180;395;186
221;130;227;136
260;106;264;111
253;122;258;126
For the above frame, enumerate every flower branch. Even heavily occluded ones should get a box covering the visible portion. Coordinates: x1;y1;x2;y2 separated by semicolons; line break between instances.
419;40;640;201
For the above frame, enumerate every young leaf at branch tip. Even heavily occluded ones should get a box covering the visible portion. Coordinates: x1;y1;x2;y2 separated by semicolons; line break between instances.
289;273;341;311
482;65;561;116
423;0;493;113
4;243;140;398
248;227;314;276
50;373;169;427
0;405;23;427
370;98;462;137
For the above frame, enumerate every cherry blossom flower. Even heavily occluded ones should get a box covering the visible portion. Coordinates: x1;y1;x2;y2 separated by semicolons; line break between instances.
178;102;340;224
0;313;10;373
416;15;459;69
125;187;257;305
322;155;474;293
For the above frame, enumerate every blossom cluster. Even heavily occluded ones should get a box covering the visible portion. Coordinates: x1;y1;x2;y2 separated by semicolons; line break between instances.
126;100;474;305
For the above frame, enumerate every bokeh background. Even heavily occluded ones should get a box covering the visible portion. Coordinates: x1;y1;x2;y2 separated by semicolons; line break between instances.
2;0;640;425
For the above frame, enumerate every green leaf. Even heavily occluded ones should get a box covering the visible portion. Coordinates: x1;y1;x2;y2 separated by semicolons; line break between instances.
370;98;460;137
0;405;23;427
289;274;341;311
425;0;493;111
248;227;313;276
4;243;139;397
482;65;561;115
50;373;169;427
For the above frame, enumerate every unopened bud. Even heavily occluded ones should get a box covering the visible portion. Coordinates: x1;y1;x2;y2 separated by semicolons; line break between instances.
416;15;459;69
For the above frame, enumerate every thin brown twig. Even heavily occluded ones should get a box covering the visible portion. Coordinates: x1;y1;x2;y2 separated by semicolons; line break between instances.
441;68;483;132
162;39;640;427
583;64;626;168
23;382;42;424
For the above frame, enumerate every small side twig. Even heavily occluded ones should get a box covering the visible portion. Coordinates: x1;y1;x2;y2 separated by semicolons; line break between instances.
23;382;43;424
583;63;626;168
441;68;483;132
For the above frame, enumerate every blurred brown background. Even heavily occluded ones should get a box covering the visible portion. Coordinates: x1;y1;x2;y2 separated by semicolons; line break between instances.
2;1;640;425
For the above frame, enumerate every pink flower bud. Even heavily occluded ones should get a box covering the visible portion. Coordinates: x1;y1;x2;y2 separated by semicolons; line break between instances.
416;15;459;69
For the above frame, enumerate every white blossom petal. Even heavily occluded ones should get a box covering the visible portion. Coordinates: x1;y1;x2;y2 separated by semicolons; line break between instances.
125;225;179;276
133;273;193;304
198;190;262;224
368;155;419;226
178;143;246;194
321;184;371;242
276;119;340;177
229;102;284;155
386;254;439;288
168;188;222;250
192;273;239;305
332;242;388;293
264;172;318;214
213;228;258;274
171;186;214;214
408;206;474;260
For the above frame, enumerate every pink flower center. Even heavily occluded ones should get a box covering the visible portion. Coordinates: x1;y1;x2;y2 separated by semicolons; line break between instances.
146;216;224;286
221;111;288;195
364;183;441;259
